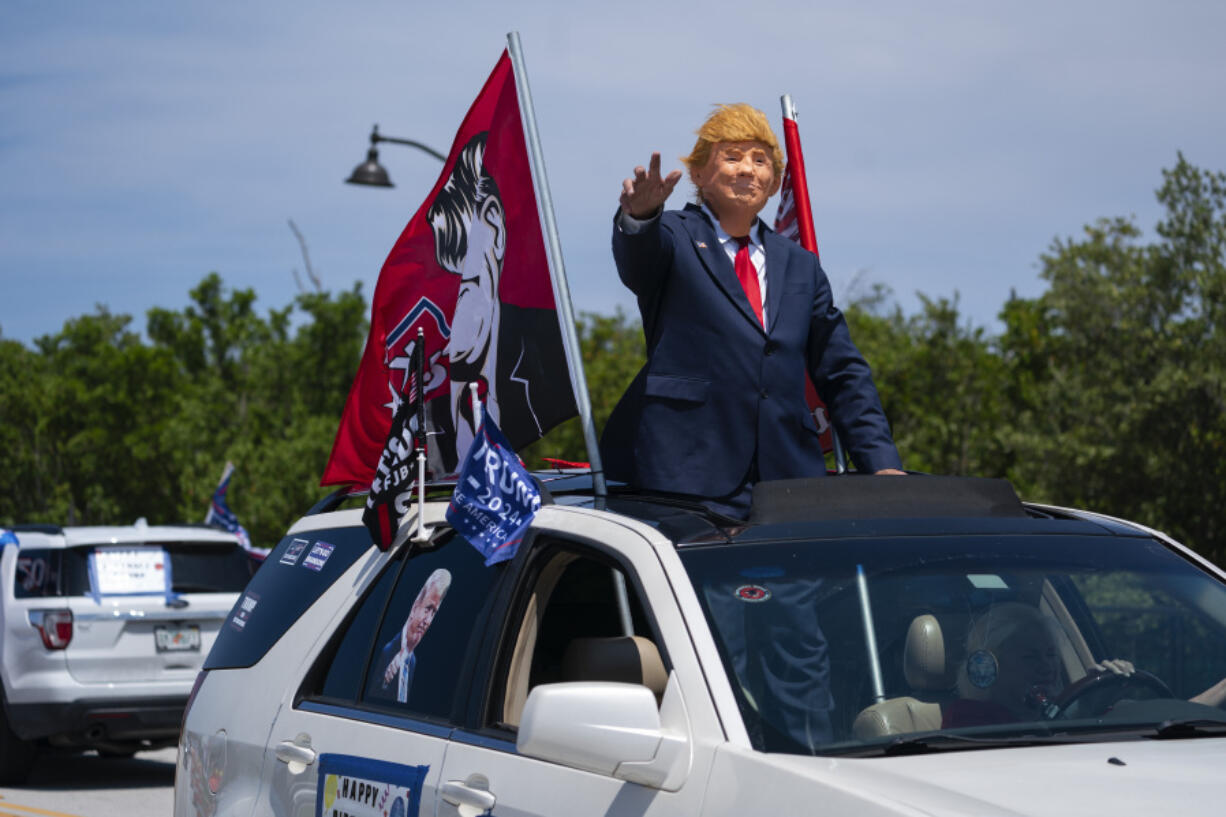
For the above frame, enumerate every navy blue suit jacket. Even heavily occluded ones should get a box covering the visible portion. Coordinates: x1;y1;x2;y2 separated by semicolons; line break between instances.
601;203;901;498
368;636;416;703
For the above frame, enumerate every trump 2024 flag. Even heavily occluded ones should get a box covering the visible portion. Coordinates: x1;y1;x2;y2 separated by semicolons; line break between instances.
322;50;576;489
446;415;541;566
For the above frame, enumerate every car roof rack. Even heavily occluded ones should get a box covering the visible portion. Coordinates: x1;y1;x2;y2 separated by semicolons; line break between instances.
748;475;1026;525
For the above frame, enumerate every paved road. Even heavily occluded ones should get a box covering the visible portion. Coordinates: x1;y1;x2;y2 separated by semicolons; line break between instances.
0;747;176;817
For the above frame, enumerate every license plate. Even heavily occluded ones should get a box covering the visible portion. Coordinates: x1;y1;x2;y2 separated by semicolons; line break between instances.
154;625;201;652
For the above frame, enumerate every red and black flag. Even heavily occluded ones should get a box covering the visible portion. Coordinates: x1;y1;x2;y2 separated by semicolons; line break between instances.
323;50;577;495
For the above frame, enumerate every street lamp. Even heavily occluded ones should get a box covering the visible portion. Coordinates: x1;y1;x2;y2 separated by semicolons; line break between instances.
345;124;446;188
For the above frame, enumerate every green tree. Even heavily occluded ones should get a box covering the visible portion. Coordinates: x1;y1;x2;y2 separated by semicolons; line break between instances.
521;309;646;468
1;272;369;548
1000;154;1226;562
0;337;52;524
847;291;1011;478
147;273;369;547
16;309;184;523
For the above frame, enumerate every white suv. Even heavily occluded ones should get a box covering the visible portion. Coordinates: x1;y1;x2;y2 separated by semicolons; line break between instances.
1;520;253;783
176;476;1226;817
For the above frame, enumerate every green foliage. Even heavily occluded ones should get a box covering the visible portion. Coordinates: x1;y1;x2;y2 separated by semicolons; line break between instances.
1;274;368;547
2;154;1223;565
846;290;1012;478
520;309;646;468
998;154;1226;561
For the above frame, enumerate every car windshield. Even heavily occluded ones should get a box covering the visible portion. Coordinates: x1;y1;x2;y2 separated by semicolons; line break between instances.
679;531;1226;756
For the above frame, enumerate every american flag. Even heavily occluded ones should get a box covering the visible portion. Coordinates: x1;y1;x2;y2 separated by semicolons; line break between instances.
774;164;802;244
774;95;835;457
773;99;820;259
205;462;264;559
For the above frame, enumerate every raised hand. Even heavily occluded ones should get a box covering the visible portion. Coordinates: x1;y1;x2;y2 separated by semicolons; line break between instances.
620;152;683;219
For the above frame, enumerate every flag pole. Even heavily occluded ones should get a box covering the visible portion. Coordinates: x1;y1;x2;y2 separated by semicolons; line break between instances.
780;93;847;474
506;31;608;510
508;33;630;638
412;328;430;543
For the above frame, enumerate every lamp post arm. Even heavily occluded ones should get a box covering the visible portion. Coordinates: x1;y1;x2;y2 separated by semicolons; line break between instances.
369;125;446;163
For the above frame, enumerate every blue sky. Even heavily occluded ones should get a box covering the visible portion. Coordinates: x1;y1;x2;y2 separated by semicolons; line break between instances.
3;1;1224;347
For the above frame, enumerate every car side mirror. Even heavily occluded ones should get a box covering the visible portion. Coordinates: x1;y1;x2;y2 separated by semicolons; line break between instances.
516;677;691;790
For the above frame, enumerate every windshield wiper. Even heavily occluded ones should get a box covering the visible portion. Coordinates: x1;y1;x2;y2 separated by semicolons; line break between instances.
1148;719;1226;739
840;730;1073;757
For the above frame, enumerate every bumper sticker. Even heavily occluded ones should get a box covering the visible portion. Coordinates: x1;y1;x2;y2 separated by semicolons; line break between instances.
317;754;427;817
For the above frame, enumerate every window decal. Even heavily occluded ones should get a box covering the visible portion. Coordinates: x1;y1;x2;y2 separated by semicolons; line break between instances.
304;541;336;572
87;546;173;603
16;555;49;593
280;538;309;566
229;591;260;633
735;584;772;602
368;569;452;705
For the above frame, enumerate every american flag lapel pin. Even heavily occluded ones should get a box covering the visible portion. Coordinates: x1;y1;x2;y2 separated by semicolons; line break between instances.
695;240;708;249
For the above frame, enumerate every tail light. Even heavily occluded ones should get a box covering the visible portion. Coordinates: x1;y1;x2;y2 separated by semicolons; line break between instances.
31;609;73;649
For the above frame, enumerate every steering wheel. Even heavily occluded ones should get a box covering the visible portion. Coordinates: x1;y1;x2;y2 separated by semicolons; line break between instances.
1045;669;1174;720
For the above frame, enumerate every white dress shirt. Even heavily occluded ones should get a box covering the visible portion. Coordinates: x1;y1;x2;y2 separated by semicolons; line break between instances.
698;203;768;326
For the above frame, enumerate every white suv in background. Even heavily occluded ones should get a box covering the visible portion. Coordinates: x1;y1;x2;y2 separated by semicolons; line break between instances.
0;520;254;783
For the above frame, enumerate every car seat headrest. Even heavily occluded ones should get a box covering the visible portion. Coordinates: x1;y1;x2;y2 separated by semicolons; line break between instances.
903;614;953;690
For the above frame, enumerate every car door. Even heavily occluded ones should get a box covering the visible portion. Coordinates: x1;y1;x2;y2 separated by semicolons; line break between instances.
262;530;508;817
437;514;722;817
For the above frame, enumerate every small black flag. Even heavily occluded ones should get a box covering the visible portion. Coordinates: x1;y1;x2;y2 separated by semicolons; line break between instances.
363;331;427;549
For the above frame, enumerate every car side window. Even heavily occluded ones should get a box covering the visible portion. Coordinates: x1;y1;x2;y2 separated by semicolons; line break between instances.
308;532;503;725
13;550;63;598
312;552;403;703
491;540;664;731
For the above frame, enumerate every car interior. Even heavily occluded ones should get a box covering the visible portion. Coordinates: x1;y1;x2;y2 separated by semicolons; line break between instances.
852;580;1099;738
497;547;666;729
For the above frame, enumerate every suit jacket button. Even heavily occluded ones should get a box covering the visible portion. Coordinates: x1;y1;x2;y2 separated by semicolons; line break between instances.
760;389;768;399
764;340;778;356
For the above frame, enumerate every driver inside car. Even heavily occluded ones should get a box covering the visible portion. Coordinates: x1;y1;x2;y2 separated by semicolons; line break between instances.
942;602;1226;727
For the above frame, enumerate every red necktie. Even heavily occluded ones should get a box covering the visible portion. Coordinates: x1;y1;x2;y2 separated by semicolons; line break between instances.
734;235;765;327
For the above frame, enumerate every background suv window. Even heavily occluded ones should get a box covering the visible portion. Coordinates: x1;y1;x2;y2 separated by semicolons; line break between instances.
15;542;251;598
163;543;254;592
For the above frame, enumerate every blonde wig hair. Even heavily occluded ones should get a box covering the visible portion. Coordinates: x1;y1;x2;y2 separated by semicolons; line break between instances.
682;103;785;188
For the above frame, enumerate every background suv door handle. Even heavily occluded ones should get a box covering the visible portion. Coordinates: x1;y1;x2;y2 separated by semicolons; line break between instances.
275;734;317;774
441;780;497;815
